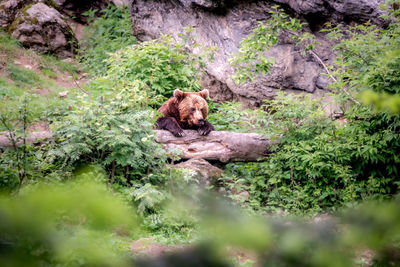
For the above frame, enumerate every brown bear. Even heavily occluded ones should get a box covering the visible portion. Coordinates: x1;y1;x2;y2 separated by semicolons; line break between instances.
156;89;214;137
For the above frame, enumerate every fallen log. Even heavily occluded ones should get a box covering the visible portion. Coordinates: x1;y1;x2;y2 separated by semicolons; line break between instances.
0;130;277;162
156;130;277;162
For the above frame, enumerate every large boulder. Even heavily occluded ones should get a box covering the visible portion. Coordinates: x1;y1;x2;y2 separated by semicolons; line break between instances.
173;158;223;186
10;2;78;58
129;0;387;106
0;0;128;57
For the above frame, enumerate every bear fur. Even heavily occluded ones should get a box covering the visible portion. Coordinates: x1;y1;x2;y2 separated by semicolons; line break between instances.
156;89;214;137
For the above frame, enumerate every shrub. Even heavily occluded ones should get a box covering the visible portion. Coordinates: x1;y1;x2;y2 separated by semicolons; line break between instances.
105;28;214;107
207;101;270;133
222;1;400;214
0;95;42;192
49;86;167;184
221;93;400;214
323;7;400;112
80;5;137;76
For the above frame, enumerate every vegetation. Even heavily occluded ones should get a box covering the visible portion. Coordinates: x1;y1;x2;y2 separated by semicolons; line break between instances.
0;30;80;121
0;177;137;267
1;2;400;266
80;5;137;76
219;93;399;214
104;27;214;107
224;1;400;215
49;88;167;184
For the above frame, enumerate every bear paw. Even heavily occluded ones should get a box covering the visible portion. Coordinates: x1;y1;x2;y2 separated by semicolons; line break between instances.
172;130;185;137
198;125;213;136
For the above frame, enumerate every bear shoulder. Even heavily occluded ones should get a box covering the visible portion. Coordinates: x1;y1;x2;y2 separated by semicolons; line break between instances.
157;97;180;118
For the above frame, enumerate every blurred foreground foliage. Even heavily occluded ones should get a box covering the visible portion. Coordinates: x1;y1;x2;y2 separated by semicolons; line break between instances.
1;175;400;266
0;175;137;267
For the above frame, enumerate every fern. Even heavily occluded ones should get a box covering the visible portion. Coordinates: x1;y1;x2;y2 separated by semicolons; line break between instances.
128;183;166;215
50;87;167;184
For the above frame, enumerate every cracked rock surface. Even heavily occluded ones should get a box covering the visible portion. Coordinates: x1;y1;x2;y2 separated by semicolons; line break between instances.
130;0;386;106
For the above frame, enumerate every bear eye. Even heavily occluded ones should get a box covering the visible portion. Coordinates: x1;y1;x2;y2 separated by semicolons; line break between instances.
190;108;195;112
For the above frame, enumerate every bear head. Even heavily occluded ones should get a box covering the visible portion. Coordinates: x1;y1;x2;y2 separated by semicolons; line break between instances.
174;89;209;127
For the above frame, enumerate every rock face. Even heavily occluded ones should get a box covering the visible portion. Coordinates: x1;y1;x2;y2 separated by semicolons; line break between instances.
0;0;130;57
129;0;386;105
275;0;386;29
0;0;26;28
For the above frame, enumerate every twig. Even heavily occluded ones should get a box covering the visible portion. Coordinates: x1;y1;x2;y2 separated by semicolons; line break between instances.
309;50;361;105
290;29;361;105
68;70;90;95
309;50;337;83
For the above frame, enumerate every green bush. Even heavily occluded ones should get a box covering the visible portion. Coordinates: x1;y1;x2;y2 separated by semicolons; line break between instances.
221;1;400;214
105;28;213;107
0;95;44;192
49;86;167;184
323;9;400;112
80;5;137;76
221;92;400;214
207;101;270;133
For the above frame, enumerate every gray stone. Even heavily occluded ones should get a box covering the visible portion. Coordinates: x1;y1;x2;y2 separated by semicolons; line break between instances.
316;74;331;90
174;158;223;186
10;3;78;58
0;0;30;28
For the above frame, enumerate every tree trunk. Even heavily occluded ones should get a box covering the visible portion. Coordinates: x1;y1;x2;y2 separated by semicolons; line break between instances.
156;130;277;163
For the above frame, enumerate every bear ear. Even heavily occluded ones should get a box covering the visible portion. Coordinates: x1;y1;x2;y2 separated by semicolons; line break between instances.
198;89;209;99
173;89;186;100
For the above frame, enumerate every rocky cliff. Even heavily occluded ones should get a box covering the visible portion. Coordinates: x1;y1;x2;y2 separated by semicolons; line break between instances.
0;0;387;104
129;0;386;105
